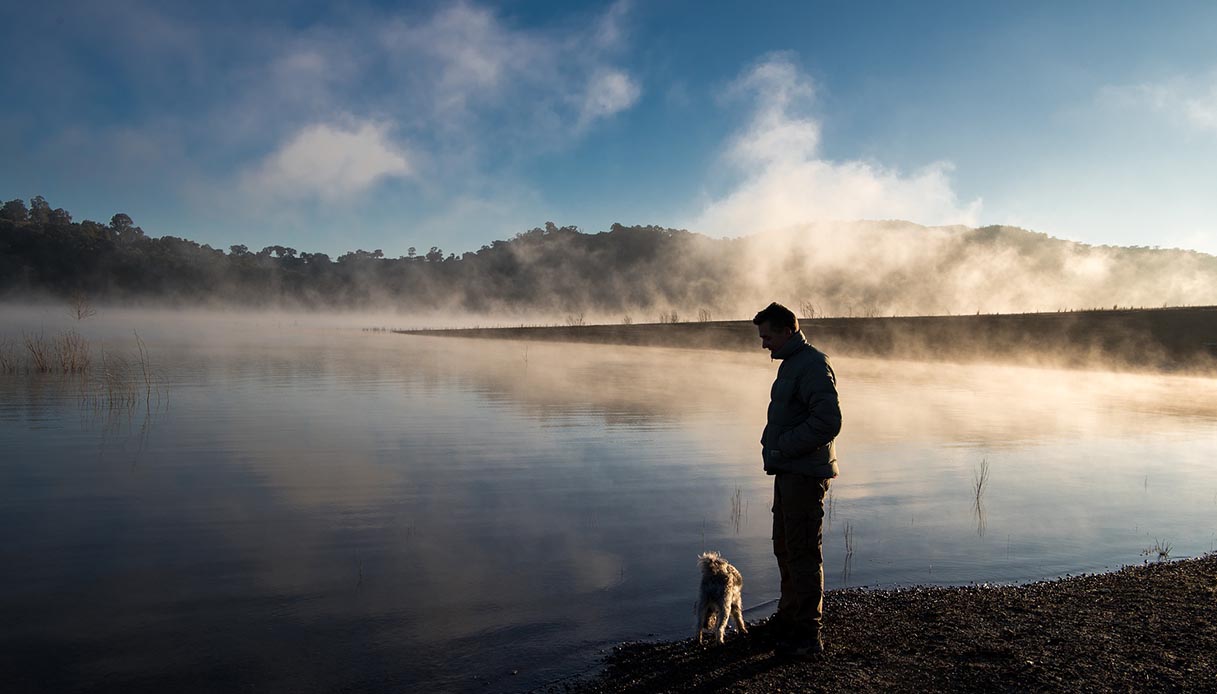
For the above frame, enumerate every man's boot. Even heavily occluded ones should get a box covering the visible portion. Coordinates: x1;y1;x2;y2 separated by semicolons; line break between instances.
775;628;823;658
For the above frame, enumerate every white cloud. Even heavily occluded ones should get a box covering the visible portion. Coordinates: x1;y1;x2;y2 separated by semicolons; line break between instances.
374;0;640;140
243;121;411;201
15;0;642;234
592;0;631;50
579;70;641;127
690;55;980;236
380;3;528;119
1102;70;1217;134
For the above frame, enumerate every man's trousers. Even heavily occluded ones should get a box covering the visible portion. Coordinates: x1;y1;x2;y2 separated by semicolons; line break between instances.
772;473;831;637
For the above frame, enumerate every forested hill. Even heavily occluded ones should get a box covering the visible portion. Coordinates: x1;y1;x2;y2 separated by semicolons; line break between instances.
3;195;1217;318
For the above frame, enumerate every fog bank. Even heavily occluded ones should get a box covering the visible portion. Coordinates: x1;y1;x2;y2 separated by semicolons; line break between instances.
4;201;1217;322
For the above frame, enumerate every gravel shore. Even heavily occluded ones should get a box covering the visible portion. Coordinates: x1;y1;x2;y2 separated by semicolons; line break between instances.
557;554;1217;693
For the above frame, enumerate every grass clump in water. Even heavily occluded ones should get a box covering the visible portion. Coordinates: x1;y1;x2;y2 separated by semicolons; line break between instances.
1141;539;1173;561
23;332;53;372
55;329;91;373
0;337;16;373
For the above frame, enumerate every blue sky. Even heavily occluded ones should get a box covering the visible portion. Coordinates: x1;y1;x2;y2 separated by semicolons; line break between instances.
3;0;1216;257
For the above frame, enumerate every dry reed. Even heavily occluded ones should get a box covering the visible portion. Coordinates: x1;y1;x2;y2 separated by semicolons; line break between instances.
94;350;138;410
1142;538;1173;560
972;458;991;538
80;340;169;414
55;329;92;373
134;331;153;404
23;332;52;372
729;487;747;533
7;330;95;375
973;458;991;504
0;337;15;373
3;329;169;414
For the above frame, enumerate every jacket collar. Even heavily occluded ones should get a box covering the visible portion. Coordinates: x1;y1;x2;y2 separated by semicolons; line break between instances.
772;329;808;360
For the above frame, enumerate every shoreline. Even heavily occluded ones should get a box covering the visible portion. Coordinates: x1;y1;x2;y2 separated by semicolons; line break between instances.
403;305;1217;374
556;553;1217;693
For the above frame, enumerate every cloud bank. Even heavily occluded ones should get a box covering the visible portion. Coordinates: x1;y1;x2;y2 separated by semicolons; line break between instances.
690;55;981;237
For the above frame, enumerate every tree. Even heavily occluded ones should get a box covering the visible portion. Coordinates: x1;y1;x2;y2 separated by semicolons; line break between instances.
79;219;107;237
68;292;97;320
798;299;819;319
49;208;72;225
259;245;298;259
109;213;144;243
1;199;28;222
337;249;383;263
28;195;51;224
111;213;133;232
229;244;250;256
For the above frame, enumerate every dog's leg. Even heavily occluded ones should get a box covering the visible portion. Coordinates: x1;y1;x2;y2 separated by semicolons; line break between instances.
716;603;729;644
732;598;748;635
694;600;707;644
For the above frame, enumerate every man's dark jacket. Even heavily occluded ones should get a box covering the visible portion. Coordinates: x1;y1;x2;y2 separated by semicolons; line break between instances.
761;330;841;477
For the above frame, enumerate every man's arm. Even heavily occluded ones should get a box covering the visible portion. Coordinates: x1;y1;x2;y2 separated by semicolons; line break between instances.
775;360;841;456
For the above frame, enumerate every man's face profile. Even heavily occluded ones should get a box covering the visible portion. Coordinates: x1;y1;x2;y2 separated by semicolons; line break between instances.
757;321;793;355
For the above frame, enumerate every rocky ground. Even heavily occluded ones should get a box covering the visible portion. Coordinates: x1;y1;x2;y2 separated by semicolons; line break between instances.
552;554;1217;693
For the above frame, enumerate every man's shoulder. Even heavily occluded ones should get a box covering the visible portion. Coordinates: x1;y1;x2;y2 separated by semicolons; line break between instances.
787;344;836;387
791;342;830;365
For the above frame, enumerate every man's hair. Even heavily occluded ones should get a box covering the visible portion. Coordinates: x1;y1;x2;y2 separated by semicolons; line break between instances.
752;302;798;332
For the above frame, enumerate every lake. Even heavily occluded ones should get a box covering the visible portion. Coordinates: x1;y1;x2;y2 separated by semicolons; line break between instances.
2;307;1216;693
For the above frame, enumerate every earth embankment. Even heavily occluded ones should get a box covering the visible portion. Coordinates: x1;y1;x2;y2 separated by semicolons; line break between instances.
404;306;1217;371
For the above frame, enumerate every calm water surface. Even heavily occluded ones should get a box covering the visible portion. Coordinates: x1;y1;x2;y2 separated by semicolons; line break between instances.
2;311;1216;692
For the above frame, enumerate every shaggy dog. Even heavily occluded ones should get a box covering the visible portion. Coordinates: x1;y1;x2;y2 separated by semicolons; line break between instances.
694;551;747;644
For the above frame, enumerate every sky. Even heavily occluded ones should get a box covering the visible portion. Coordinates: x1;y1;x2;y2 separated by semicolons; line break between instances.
3;0;1217;257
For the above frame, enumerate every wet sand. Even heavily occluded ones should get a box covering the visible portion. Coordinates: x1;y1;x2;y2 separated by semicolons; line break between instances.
555;553;1217;693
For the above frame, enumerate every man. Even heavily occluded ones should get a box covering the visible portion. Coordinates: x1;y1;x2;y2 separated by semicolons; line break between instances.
753;302;841;657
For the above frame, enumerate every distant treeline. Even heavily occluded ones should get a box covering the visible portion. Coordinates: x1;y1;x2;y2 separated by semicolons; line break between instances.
3;195;1217;317
0;196;743;311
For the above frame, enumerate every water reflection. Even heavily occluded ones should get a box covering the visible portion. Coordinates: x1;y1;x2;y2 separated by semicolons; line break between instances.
971;458;990;538
840;521;855;587
2;325;1216;692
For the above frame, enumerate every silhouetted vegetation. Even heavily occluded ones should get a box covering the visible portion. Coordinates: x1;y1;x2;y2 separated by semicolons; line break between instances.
4;195;1217;316
0;198;742;312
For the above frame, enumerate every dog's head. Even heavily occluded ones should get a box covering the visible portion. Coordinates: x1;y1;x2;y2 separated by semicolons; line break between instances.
697;551;728;575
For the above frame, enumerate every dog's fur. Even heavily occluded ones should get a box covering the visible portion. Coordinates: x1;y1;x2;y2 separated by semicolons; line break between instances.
694;551;747;644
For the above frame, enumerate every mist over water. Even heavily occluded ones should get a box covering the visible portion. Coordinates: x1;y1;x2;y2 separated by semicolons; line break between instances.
725;221;1217;319
2;308;1216;692
6;210;1217;326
